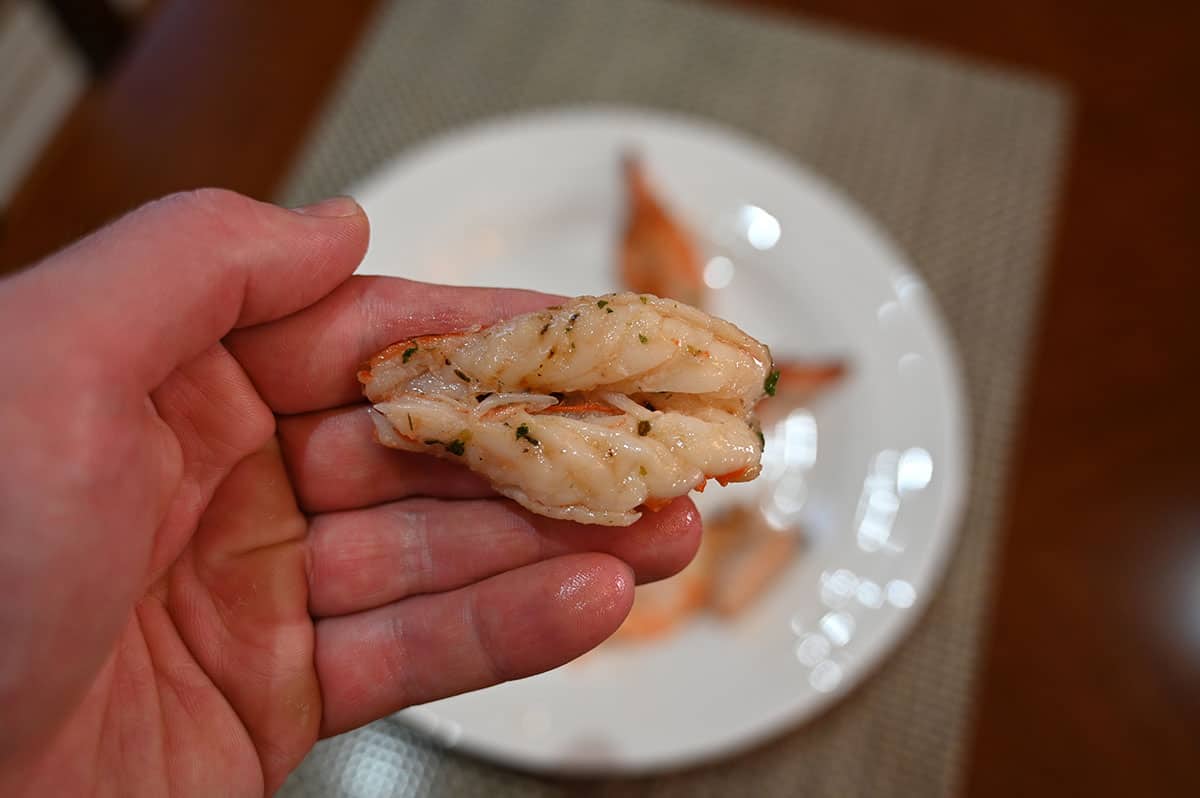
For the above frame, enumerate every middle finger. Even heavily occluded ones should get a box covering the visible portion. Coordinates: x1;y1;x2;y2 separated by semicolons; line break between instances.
307;496;701;617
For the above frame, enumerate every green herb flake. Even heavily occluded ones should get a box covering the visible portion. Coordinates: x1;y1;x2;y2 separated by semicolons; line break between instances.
516;423;540;446
637;420;652;436
639;465;648;476
755;427;765;448
597;300;609;308
539;322;551;336
454;369;471;382
640;295;649;304
764;369;781;396
638;334;649;344
402;345;418;363
475;392;493;402
686;345;701;356
605;307;614;313
424;437;466;455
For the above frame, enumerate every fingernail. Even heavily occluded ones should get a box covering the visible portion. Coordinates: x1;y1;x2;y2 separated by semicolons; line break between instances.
292;196;361;218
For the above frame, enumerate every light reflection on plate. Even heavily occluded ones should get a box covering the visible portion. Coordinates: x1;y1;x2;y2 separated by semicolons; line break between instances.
351;108;968;774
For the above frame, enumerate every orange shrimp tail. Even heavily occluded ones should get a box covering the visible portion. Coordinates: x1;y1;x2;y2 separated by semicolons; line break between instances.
772;360;848;398
620;156;706;308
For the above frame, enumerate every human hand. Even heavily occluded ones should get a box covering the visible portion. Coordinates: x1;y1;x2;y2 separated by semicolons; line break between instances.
0;190;700;796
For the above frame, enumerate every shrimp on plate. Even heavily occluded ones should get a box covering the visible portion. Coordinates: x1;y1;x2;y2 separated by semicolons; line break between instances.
360;292;776;526
619;157;706;309
616;503;801;639
768;360;846;404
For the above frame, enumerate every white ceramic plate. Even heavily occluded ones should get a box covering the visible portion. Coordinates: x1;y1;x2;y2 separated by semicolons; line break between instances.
351;108;968;774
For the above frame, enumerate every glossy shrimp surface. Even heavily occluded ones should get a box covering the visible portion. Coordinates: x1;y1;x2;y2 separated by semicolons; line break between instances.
360;293;774;525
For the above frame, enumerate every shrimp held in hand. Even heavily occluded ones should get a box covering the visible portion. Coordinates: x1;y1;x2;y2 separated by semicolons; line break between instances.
360;293;775;525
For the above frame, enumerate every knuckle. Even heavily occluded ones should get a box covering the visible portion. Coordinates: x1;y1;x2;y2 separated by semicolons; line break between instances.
160;187;253;217
139;188;262;237
240;395;278;451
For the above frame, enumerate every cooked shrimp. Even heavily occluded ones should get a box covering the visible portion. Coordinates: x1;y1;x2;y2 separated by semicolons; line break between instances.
771;360;846;401
615;503;799;639
616;553;711;639
360;293;774;526
758;359;846;427
707;506;799;617
620;157;706;308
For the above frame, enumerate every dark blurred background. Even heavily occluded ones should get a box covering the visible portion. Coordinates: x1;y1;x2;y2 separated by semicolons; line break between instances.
1;1;1197;796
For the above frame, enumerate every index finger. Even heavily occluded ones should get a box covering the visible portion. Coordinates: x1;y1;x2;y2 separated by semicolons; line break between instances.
2;189;369;393
225;275;560;415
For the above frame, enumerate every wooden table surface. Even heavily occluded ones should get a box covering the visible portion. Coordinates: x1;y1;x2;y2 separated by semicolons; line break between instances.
2;1;1197;795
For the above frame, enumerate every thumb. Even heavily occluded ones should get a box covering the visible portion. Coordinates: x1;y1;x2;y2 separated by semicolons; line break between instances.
2;188;369;392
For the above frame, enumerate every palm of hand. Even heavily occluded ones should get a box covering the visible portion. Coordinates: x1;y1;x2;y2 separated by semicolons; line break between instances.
2;336;315;794
21;325;319;793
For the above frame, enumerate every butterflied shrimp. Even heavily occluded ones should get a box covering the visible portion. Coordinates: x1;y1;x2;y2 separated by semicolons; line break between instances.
360;293;774;526
620;157;705;308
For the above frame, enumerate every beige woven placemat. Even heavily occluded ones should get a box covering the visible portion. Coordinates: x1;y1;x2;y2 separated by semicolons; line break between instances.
278;1;1070;795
